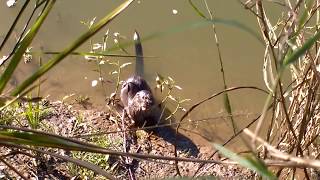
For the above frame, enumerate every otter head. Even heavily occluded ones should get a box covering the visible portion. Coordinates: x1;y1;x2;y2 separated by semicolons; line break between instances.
127;90;156;127
120;75;152;107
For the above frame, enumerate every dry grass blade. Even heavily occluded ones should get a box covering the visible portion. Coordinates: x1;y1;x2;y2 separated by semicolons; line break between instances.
244;129;320;169
0;157;28;180
179;86;268;124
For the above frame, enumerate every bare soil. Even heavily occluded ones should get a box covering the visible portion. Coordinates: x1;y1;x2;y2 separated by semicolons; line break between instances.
0;100;255;179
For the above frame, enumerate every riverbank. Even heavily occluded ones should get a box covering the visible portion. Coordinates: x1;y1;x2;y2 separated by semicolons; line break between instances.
0;99;254;179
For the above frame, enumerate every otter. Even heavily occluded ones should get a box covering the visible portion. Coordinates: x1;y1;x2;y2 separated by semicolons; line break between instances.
120;31;159;127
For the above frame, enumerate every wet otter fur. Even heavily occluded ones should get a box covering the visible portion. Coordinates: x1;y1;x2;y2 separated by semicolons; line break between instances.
120;31;159;127
120;76;159;127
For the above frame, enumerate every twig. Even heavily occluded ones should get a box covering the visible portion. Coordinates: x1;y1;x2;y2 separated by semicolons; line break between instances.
0;142;115;179
244;128;320;169
0;157;28;180
121;109;136;180
73;113;253;138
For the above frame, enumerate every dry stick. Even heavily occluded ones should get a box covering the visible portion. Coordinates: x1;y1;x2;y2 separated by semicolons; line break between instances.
304;168;311;180
5;140;308;169
263;48;278;156
244;128;320;169
177;86;269;129
276;95;310;152
303;80;320;146
287;65;313;119
237;0;262;19
258;0;300;50
297;44;320;157
193;107;276;176
121;110;136;180
256;1;277;70
0;141;225;165
179;127;225;143
173;138;181;176
269;68;298;146
0;157;28;180
255;0;302;155
291;168;297;180
304;4;320;28
296;77;315;151
275;95;309;152
277;67;311;156
159;80;181;175
308;50;320;82
0;150;36;161
303;133;320;152
73;113;251;139
0;143;116;180
315;149;320;159
275;2;317;163
264;159;320;168
68;114;246;138
317;1;320;65
278;78;302;152
264;92;277;158
286;78;309;125
253;2;282;148
0;125;234;165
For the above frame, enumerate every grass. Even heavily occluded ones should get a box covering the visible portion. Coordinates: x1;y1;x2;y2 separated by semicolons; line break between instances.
69;135;111;179
24;100;41;129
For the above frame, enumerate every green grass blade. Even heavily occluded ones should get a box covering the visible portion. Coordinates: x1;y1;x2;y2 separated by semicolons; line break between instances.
11;0;134;96
189;1;237;134
223;93;237;133
0;131;85;149
214;144;276;179
106;19;263;54
0;126;106;152
188;0;207;18
187;0;262;43
0;0;56;94
0;0;31;51
282;30;320;67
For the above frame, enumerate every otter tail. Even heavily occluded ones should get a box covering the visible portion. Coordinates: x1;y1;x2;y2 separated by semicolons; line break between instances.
133;31;144;77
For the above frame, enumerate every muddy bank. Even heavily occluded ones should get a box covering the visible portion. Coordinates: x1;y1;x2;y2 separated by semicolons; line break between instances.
0;100;254;179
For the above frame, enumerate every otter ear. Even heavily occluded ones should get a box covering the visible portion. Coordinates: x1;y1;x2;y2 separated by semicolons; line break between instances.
126;83;131;92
